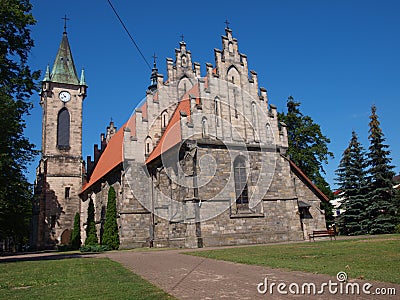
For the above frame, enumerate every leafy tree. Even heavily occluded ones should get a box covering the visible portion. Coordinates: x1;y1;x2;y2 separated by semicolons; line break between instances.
365;105;396;234
71;212;81;249
85;199;98;245
101;186;120;250
335;131;369;235
278;96;334;225
0;0;40;250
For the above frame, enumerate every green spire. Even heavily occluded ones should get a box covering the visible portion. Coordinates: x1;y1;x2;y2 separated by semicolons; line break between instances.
79;68;87;86
43;64;51;81
50;32;79;85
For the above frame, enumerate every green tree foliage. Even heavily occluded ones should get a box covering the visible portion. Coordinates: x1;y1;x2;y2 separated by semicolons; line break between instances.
335;131;369;235
71;212;81;249
101;186;120;250
85;199;98;246
0;0;40;250
278;96;334;225
365;105;396;234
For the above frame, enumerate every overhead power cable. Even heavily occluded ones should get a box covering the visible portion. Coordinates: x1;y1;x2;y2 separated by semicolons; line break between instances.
107;0;152;70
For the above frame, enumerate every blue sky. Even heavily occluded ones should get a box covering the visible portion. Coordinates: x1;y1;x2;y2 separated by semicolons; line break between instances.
25;0;400;188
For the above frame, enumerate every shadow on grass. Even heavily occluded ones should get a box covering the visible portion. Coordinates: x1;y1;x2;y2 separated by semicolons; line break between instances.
0;251;99;263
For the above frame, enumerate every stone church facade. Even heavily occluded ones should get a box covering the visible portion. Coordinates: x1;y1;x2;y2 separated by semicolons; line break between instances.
33;26;328;249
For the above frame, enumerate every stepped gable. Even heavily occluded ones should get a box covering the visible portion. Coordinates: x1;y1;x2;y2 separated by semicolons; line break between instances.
81;122;125;193
145;84;200;164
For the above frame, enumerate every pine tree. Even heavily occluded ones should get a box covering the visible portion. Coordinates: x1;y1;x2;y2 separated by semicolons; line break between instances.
335;131;369;235
365;105;396;234
71;212;81;249
102;186;120;250
85;199;98;245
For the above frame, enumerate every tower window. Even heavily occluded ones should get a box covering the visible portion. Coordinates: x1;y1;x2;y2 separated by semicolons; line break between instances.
65;187;70;199
57;108;70;149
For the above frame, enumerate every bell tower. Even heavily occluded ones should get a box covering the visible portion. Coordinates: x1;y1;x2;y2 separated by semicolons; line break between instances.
32;22;87;249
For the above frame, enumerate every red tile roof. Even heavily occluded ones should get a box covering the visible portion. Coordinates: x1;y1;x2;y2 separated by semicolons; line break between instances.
145;84;200;164
287;159;329;202
81;122;126;193
81;82;200;193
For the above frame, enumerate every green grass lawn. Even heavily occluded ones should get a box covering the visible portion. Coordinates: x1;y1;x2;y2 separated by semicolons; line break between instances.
0;257;175;300
186;235;400;284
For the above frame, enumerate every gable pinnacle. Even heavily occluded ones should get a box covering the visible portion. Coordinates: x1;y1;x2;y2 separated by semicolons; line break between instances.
148;53;158;91
80;68;87;86
43;64;51;81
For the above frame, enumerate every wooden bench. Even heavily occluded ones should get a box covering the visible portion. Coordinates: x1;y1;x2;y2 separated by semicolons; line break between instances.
308;230;336;241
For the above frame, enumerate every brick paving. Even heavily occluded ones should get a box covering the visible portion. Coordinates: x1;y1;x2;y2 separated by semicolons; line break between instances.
1;236;399;299
103;247;399;300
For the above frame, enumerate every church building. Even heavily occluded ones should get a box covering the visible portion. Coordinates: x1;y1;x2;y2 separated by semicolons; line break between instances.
33;25;328;249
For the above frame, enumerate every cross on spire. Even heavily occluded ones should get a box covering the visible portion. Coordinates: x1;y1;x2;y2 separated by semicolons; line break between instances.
224;19;230;29
180;34;185;42
152;53;157;68
62;15;70;34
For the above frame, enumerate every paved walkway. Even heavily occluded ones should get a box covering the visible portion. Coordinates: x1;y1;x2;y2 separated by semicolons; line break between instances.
102;245;399;300
1;236;399;299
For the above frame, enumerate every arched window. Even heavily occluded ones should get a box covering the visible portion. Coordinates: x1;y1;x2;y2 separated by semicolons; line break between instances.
266;123;272;144
57;108;70;149
145;136;153;155
214;97;221;127
178;77;193;100
228;42;233;54
181;55;187;67
201;117;208;138
161;110;169;128
234;156;248;205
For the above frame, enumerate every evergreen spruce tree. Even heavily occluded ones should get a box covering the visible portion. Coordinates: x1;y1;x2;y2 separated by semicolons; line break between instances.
366;105;396;234
101;186;120;250
335;131;369;235
85;199;98;245
71;212;81;249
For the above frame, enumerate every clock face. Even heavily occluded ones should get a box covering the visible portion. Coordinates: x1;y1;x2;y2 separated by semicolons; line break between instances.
59;91;71;103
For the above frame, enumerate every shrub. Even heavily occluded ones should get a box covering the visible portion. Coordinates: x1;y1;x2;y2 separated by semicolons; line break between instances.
79;244;109;253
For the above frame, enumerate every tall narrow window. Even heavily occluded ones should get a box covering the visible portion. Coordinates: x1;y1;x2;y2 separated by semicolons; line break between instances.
234;156;248;205
57;108;70;149
145;137;153;155
65;187;70;199
233;89;238;118
161;110;169;129
214;97;221;127
202;117;208;138
266;123;272;144
252;102;259;141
